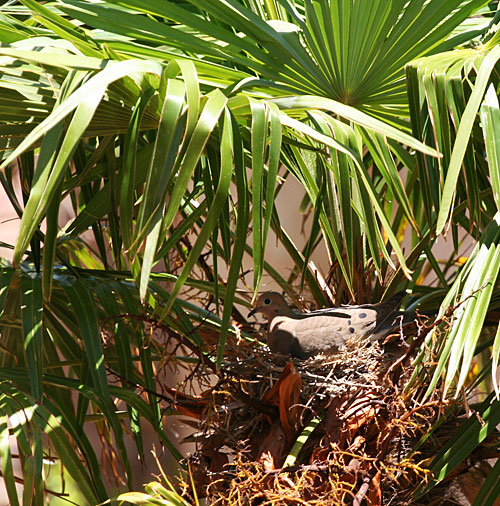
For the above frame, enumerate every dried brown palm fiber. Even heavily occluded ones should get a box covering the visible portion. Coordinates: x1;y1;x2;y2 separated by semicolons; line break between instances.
172;312;498;506
181;332;432;502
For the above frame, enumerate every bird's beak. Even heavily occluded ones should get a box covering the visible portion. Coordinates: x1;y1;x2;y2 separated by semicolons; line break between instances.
248;306;259;318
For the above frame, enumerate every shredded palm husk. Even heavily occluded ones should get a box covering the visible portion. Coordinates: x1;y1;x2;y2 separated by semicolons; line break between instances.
152;316;499;506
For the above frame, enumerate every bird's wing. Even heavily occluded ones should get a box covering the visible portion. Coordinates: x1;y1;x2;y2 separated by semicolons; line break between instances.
270;313;379;358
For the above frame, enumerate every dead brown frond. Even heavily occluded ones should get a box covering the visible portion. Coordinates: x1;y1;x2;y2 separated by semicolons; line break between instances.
168;322;459;506
102;305;498;505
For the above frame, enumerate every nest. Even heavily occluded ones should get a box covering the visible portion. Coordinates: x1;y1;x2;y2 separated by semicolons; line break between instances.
102;300;500;504
172;320;458;506
108;305;500;505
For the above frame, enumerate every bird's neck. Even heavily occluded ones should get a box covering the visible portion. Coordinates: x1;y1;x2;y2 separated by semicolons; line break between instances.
268;307;301;321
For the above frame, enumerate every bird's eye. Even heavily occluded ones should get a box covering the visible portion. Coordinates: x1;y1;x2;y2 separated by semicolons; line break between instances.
263;298;272;305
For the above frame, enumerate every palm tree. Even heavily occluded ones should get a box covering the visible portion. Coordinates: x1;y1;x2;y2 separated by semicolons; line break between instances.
0;0;499;504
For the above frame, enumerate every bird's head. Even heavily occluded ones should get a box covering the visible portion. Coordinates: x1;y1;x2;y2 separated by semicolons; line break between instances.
248;291;292;320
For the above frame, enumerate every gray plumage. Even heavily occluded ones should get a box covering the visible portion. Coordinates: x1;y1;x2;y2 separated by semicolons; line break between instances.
248;291;409;359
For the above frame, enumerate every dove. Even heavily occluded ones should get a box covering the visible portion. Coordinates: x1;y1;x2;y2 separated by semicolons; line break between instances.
248;291;411;359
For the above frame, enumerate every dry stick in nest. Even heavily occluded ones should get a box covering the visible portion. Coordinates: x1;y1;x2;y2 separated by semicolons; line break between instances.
354;399;445;504
299;319;442;504
384;292;475;388
385;312;442;384
197;307;446;504
206;403;422;503
346;308;456;505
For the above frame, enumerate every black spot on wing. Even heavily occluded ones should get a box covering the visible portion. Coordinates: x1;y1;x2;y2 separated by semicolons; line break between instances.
359;312;367;319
